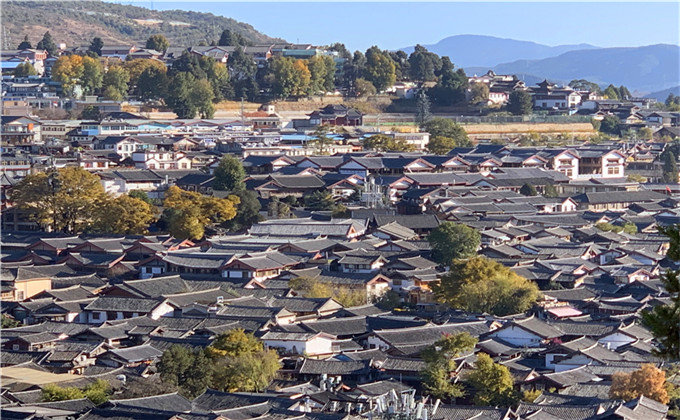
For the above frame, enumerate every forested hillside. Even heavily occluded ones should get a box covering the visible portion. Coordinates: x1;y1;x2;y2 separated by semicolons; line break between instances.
2;1;283;48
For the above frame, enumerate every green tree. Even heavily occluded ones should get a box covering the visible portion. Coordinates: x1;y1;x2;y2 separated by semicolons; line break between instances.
408;45;441;83
543;184;559;198
165;72;197;118
42;385;85;402
17;35;32;50
83;379;111;405
211;350;280;393
80;105;101;121
137;66;169;100
102;66;130;101
189;79;215;118
310;124;335;155
469;83;490;105
129;190;152;204
91;195;155;235
353;77;376;97
206;329;280;393
81;56;103;95
421;333;477;401
14;62;37;77
364;46;396;92
422;118;471;148
1;314;21;329
426;136;457;155
218;29;246;47
36;31;57;56
465;353;518;406
603;84;620;100
639;127;654;140
363;134;414;152
428;221;480;265
227;47;257;101
224;189;262;231
213;155;246;191
520;183;538;196
123;59;167;93
158;345;211;398
433;256;540;316
290;276;366;307
9;167;107;233
304;190;336;211
568;79;602;94
600;115;621;135
146;34;170;53
428;57;468;106
89;37;104;56
416;91;432;125
42;379;110;404
308;55;336;93
375;290;401;310
618;85;631;100
507;90;533;115
642;226;680;359
663;151;679;183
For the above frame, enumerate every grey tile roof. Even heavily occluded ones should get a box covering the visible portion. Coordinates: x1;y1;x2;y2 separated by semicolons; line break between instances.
107;345;163;363
108;393;193;413
299;359;369;375
84;297;164;313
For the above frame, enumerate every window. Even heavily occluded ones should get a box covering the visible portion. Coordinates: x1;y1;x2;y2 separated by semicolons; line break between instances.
92;312;101;320
12;344;20;350
16;290;25;300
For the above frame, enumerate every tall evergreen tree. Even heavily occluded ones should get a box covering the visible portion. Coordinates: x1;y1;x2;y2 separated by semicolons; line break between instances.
89;37;104;56
36;31;57;56
663;151;679;184
17;35;32;50
416;91;431;125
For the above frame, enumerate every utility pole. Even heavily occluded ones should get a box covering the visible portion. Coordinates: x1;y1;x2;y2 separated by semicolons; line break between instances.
240;97;245;127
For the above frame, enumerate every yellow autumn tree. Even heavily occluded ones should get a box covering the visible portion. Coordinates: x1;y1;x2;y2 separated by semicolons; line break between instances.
51;55;84;96
91;195;156;235
292;59;312;97
610;364;669;404
163;186;239;240
10;167;107;233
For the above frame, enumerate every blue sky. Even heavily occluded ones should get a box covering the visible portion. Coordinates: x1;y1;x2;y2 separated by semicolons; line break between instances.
116;1;680;52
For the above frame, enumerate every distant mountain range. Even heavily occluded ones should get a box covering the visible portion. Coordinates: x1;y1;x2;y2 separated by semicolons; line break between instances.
402;35;680;94
401;35;599;68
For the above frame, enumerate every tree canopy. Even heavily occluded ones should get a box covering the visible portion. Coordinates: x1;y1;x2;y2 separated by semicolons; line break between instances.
610;364;669;404
364;46;396;92
146;34;170;53
465;353;518;406
433;256;540;316
163;186;239;240
213;155;246;191
507;90;533;115
421;333;477;401
9;167;107;233
642;225;680;359
363;134;414;152
422;118;471;150
428;221;481;265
